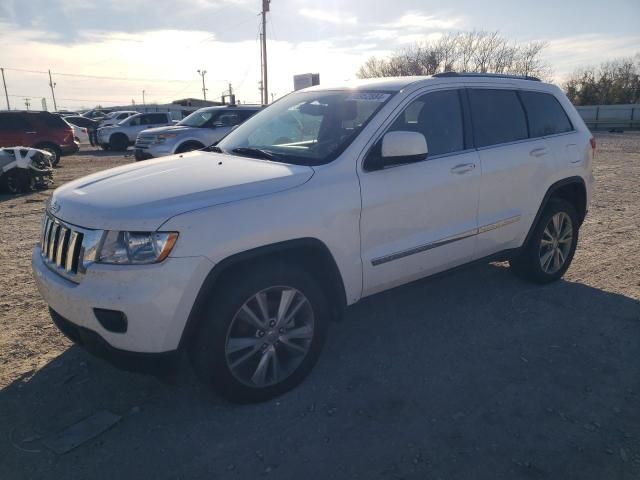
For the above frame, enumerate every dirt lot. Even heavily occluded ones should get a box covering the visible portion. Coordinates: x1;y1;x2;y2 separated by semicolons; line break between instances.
1;136;639;479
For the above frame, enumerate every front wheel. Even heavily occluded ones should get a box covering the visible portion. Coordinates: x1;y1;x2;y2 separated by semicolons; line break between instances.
190;261;329;403
510;199;579;283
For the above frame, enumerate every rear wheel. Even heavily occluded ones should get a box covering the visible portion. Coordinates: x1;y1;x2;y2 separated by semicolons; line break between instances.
109;134;129;151
190;261;329;403
510;199;579;283
34;143;61;167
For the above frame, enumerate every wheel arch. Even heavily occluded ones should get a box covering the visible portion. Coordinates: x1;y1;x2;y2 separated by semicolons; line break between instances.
174;139;206;154
179;237;348;350
524;176;587;246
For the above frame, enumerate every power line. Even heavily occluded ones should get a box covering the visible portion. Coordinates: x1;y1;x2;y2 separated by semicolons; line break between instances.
2;67;193;84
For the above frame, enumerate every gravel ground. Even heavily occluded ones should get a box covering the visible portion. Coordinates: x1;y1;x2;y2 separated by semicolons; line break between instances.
0;136;639;479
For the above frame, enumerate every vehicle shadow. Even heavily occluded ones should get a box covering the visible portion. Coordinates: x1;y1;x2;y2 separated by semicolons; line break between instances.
77;148;130;158
1;263;638;480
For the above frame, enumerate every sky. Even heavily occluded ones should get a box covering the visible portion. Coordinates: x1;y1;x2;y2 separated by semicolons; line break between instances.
0;0;638;111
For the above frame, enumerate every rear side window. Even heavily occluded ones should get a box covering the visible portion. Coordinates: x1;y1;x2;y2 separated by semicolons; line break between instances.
38;113;68;128
519;91;573;137
146;113;168;124
468;89;527;148
389;89;464;156
0;113;31;130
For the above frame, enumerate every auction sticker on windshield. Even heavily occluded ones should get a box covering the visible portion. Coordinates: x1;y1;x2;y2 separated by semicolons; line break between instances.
345;92;391;102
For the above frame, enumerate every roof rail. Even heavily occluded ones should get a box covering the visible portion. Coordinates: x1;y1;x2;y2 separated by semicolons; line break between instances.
432;72;541;82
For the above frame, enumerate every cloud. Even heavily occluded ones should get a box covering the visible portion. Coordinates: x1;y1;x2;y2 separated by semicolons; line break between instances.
382;12;463;30
543;33;640;81
299;8;357;25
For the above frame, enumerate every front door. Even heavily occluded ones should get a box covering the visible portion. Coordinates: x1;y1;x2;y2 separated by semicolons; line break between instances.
358;89;480;296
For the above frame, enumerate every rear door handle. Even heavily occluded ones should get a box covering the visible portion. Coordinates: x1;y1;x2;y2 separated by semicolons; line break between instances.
450;163;476;174
529;147;548;157
25;131;37;135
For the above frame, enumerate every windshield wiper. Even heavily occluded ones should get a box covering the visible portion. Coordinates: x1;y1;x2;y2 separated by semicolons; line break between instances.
205;145;223;153
231;147;277;161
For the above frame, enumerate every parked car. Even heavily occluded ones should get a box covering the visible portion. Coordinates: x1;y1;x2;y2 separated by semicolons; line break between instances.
0;147;53;193
134;105;261;160
64;116;100;147
32;73;594;403
81;109;111;121
0;111;78;166
99;110;139;128
97;112;175;151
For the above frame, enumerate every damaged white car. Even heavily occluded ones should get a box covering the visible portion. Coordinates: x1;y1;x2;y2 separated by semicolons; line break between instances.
0;147;54;194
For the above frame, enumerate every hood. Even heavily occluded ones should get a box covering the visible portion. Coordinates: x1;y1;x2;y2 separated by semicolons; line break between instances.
140;125;197;135
50;151;314;230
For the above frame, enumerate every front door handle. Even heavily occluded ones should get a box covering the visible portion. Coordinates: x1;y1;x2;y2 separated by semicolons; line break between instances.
450;163;476;174
529;147;548;157
25;131;37;135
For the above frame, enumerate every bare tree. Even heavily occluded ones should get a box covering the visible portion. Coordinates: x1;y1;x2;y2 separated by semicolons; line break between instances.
356;30;551;80
564;55;640;105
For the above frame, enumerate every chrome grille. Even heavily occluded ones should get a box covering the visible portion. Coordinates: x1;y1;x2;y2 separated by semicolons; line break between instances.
134;134;154;149
40;214;85;282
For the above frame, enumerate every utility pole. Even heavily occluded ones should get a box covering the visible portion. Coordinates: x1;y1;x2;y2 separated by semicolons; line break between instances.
261;0;270;105
1;68;9;110
24;98;31;110
48;70;57;111
228;82;235;104
142;90;146;105
197;69;208;101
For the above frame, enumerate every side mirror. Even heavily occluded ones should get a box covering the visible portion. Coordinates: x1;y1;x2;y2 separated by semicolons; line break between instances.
373;131;427;169
382;131;427;160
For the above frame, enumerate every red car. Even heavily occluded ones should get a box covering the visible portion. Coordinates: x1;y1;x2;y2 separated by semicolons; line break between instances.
0;111;79;166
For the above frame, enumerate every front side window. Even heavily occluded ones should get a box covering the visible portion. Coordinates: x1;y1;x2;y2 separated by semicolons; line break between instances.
127;116;141;126
217;90;393;166
468;89;528;148
519;91;573;137
388;89;464;156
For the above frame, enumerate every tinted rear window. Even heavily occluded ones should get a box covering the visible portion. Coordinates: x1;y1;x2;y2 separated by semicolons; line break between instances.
0;113;31;130
468;89;528;148
38;113;69;128
519;91;573;137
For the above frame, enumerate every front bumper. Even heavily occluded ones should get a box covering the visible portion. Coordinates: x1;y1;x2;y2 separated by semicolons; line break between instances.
32;247;214;354
49;308;180;373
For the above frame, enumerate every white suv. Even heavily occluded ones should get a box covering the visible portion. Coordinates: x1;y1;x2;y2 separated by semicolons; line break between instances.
32;73;594;402
97;112;174;151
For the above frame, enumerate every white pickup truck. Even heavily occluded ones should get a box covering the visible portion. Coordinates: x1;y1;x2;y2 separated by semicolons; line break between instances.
97;112;175;151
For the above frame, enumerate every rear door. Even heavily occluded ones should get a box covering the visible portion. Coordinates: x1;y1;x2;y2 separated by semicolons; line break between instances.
0;113;31;147
518;90;580;168
469;88;555;258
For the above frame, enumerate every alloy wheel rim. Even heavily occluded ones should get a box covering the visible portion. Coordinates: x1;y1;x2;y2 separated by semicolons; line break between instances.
539;212;573;274
225;286;314;388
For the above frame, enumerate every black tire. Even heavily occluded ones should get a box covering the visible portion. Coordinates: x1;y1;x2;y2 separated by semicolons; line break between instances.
0;169;31;194
34;143;61;167
190;260;329;403
509;199;579;284
175;141;204;154
109;134;129;151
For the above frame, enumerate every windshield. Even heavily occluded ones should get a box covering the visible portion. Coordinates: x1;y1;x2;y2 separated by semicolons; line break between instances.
216;90;393;165
178;110;218;128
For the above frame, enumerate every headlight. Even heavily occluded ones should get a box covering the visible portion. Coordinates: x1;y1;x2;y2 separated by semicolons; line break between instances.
98;231;178;264
154;133;177;144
